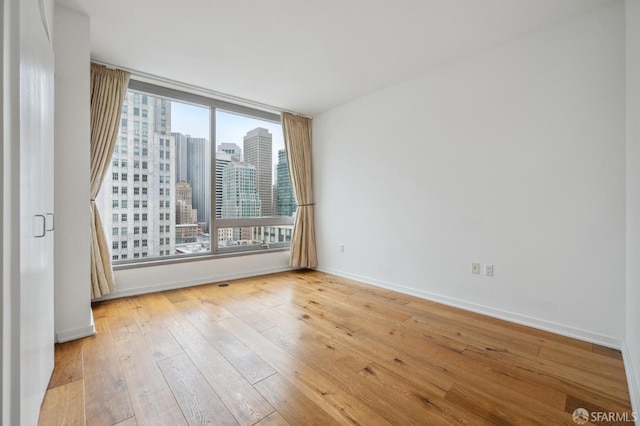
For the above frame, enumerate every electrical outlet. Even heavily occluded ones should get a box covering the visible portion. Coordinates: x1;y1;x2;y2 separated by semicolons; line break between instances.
339;244;345;253
485;264;494;276
472;263;480;274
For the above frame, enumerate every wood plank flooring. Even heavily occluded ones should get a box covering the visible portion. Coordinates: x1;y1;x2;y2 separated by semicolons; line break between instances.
38;270;633;425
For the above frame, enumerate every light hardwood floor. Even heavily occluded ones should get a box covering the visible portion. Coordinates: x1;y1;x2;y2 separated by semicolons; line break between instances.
38;270;632;425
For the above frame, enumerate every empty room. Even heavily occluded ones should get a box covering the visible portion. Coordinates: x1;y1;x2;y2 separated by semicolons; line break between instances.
2;0;639;424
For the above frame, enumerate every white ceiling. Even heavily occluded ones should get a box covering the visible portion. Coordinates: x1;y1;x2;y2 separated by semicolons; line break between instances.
57;0;613;116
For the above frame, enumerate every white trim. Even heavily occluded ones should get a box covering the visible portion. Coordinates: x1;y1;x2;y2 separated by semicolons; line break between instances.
622;342;640;424
95;265;297;301
56;324;95;344
316;266;624;350
56;307;95;343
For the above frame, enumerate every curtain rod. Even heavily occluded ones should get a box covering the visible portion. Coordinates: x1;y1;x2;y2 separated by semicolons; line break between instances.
92;59;310;119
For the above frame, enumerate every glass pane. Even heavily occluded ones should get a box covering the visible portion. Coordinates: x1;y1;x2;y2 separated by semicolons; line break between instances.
251;225;294;244
217;227;261;248
217;225;293;248
96;90;211;261
215;111;296;221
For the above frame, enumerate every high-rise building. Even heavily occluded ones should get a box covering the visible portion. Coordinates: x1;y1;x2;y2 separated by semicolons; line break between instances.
221;161;261;240
218;142;242;162
96;91;176;260
243;127;273;216
276;149;297;216
175;180;203;244
173;132;188;183
215;151;232;219
221;161;261;218
186;136;210;232
176;181;198;224
272;184;278;217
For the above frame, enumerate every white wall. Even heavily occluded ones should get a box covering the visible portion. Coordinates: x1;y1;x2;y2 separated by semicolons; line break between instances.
53;4;94;342
314;2;626;346
101;251;292;299
625;0;640;416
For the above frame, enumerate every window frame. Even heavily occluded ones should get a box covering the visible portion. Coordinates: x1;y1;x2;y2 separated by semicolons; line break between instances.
112;79;294;269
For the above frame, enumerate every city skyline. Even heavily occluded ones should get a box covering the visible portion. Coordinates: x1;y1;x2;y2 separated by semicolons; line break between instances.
172;102;285;172
98;90;294;262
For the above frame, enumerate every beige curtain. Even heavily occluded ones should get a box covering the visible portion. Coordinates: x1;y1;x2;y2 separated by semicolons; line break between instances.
282;112;317;268
90;64;130;298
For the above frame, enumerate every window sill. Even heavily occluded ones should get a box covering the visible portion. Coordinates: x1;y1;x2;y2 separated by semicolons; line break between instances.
112;246;290;271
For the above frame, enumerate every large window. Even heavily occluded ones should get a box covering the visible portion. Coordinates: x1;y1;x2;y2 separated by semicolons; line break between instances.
96;81;295;264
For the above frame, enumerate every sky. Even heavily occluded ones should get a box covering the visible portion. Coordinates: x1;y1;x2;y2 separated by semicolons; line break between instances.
171;101;285;165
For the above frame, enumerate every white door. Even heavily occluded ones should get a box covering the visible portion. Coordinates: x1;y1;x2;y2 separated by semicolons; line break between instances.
18;0;55;423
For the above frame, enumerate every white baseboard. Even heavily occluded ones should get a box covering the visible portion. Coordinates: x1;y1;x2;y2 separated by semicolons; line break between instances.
56;323;95;343
316;266;624;350
95;265;298;301
622;342;640;424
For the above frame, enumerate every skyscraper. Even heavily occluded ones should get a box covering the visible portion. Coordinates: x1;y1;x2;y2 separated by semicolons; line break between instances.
186;136;210;232
215;151;232;219
175;181;197;224
218;142;242;162
276;148;296;216
272;183;278;217
173;132;188;183
96;91;176;260
221;161;261;240
243;127;273;216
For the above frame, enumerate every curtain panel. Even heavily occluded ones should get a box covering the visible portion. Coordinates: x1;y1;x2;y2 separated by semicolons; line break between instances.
282;112;317;268
90;64;130;298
